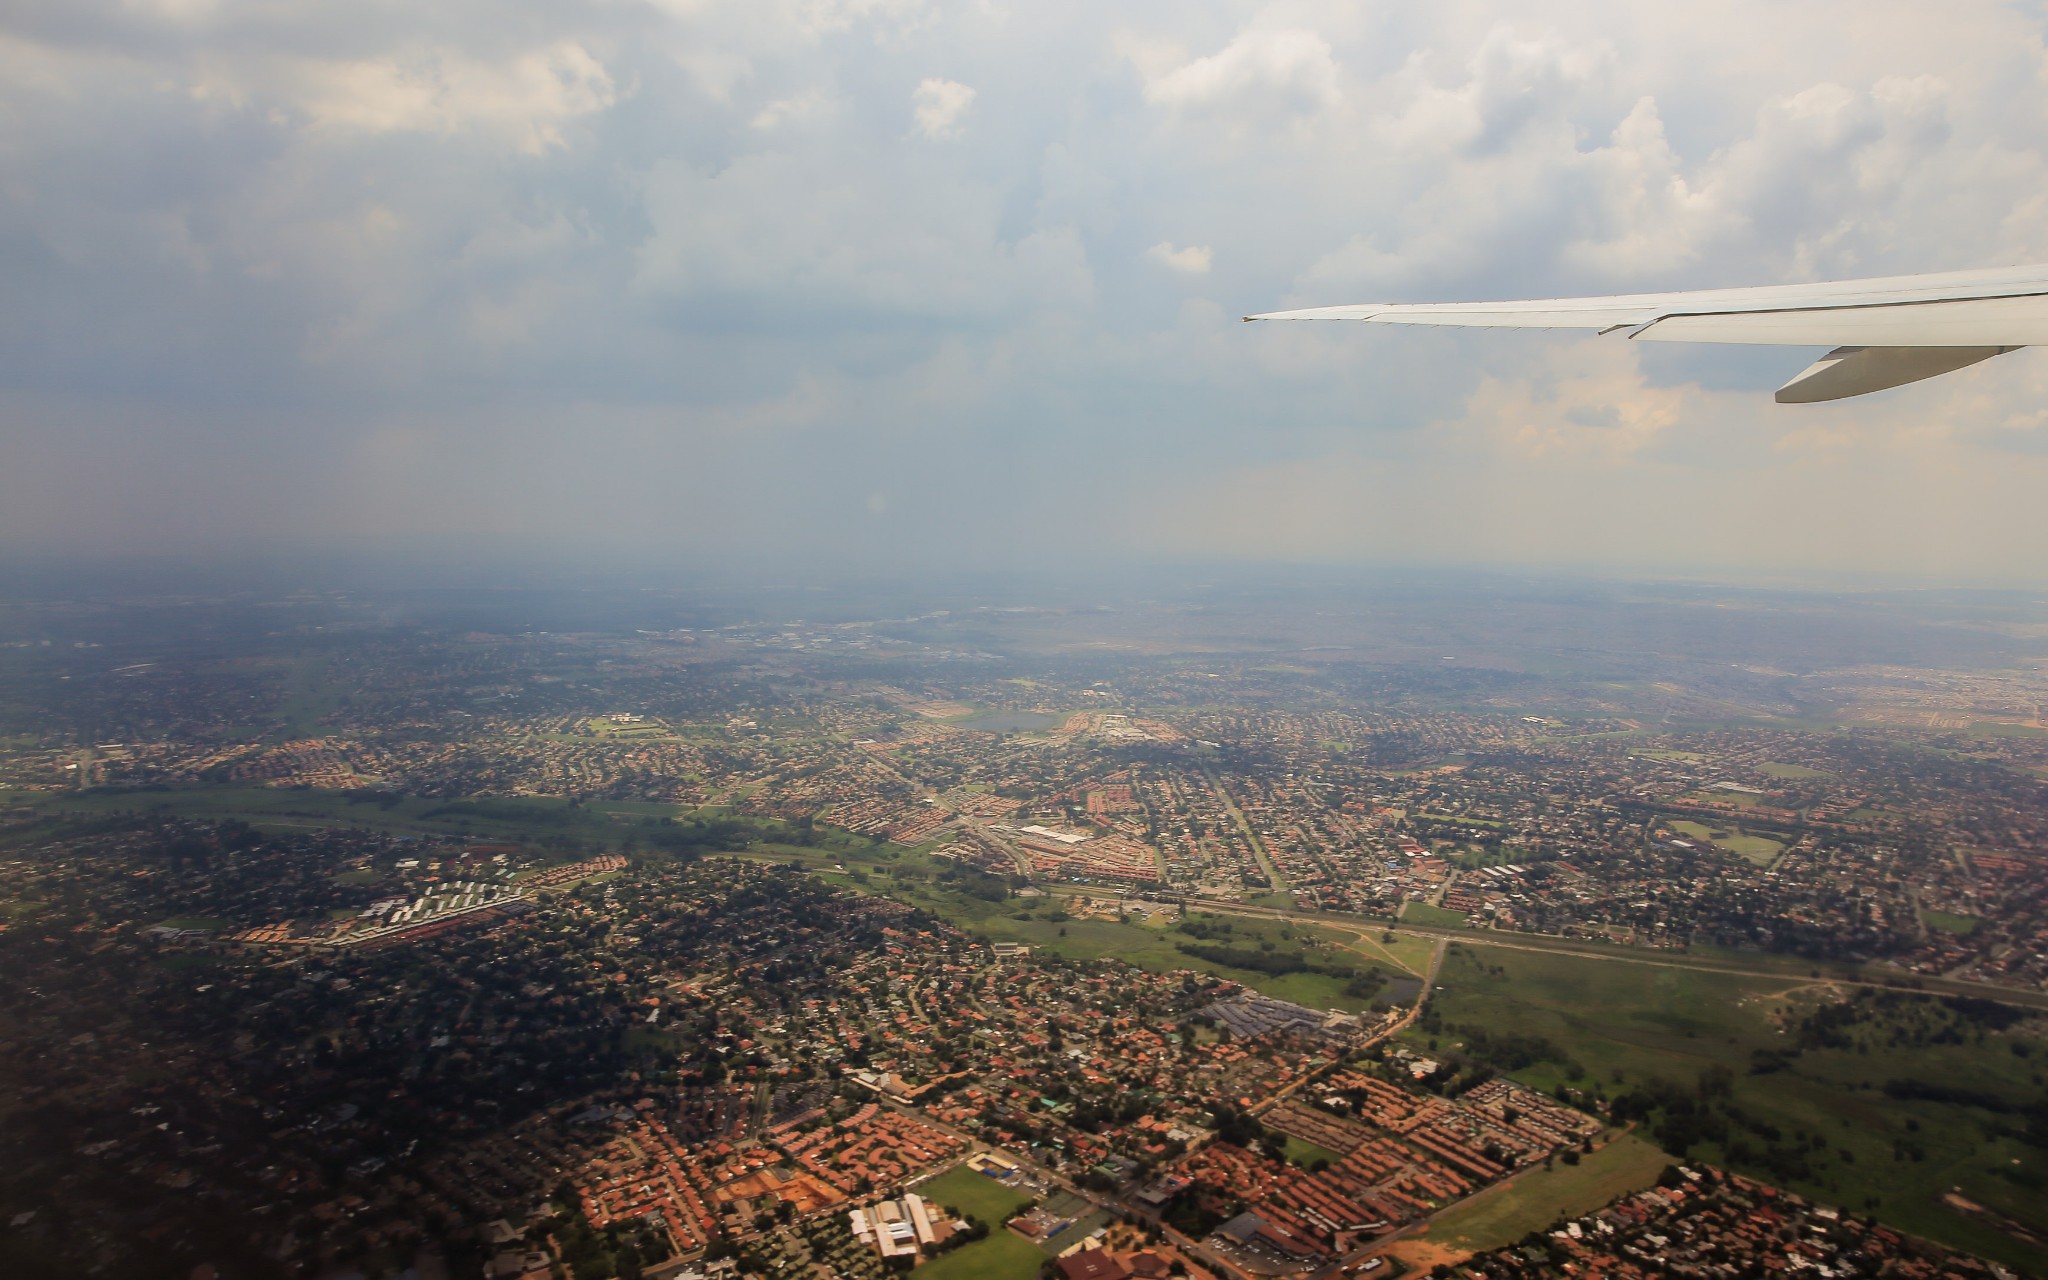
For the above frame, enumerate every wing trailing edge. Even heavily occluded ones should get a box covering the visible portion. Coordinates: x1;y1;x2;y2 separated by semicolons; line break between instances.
1247;264;2048;401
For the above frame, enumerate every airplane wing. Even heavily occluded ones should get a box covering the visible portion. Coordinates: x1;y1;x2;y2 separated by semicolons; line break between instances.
1246;264;2048;402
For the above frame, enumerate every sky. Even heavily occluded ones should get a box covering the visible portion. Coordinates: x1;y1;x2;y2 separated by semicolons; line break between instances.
8;0;2048;586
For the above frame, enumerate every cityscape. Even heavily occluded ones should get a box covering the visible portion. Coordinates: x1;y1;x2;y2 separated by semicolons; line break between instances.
0;578;2043;1280
10;0;2048;1277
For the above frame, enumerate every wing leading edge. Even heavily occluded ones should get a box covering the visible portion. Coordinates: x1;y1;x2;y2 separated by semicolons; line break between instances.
1246;264;2048;401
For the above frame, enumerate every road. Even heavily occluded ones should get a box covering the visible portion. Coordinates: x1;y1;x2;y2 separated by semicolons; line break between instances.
1203;767;1286;896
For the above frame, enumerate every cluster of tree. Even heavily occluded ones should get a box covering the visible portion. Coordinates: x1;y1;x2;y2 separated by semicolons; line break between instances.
646;815;757;857
418;798;577;826
1455;1028;1580;1075
1207;1101;1267;1150
934;863;1014;902
1406;1013;1586;1088
922;1215;990;1255
1176;917;1239;942
1175;939;1353;979
1171;930;1384;996
1606;1067;1875;1186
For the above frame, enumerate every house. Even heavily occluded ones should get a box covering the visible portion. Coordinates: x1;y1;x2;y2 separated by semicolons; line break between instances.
1056;1249;1133;1280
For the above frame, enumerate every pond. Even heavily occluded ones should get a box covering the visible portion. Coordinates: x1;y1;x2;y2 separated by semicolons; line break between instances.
1374;976;1424;1008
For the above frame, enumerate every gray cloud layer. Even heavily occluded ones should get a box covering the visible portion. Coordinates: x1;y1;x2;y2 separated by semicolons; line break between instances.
7;0;2048;582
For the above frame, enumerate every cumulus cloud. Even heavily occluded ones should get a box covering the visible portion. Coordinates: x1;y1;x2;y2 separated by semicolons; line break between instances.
201;42;619;155
1146;242;1212;274
1143;27;1340;122
4;0;2048;582
911;77;974;139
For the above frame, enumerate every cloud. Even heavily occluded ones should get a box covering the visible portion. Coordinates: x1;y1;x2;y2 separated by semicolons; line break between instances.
4;0;2048;583
752;90;829;130
1146;242;1212;274
1142;26;1340;134
200;42;619;155
911;77;974;139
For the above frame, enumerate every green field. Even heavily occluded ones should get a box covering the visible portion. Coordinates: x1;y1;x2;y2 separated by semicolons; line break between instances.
917;1165;1034;1226
1419;1133;1670;1250
1281;1135;1345;1169
1401;901;1471;928
1966;722;2048;739
1922;909;1981;936
577;716;673;739
841;869;1388;1012
1667;820;1784;866
1683;789;1763;808
1407;946;2048;1272
154;916;227;932
1319;925;1431;978
279;654;348;737
912;1231;1044;1280
1757;762;1831;779
912;1166;1044;1280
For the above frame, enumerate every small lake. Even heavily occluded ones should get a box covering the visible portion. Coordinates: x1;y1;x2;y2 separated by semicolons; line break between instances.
1374;976;1424;1008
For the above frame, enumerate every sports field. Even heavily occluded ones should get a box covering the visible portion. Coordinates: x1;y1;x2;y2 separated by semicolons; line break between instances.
913;1232;1044;1280
912;1166;1046;1280
917;1165;1033;1227
1400;901;1470;928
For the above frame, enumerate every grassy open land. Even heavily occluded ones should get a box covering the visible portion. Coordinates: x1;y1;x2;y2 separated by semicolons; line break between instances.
576;716;673;739
154;916;227;932
1400;902;1470;928
918;1165;1034;1226
1757;761;1831;779
913;1167;1044;1280
1681;789;1763;809
1667;820;1784;866
1406;946;2048;1273
1967;722;2048;738
1195;897;2048;1012
941;708;1067;735
1421;813;1505;829
1417;1133;1670;1252
1282;1135;1345;1169
1533;728;1646;745
1321;925;1432;978
279;654;348;738
914;1230;1045;1280
841;865;1389;1012
1921;909;1982;936
621;1025;692;1055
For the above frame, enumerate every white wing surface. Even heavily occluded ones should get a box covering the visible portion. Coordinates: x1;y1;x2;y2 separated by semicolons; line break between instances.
1247;264;2048;401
